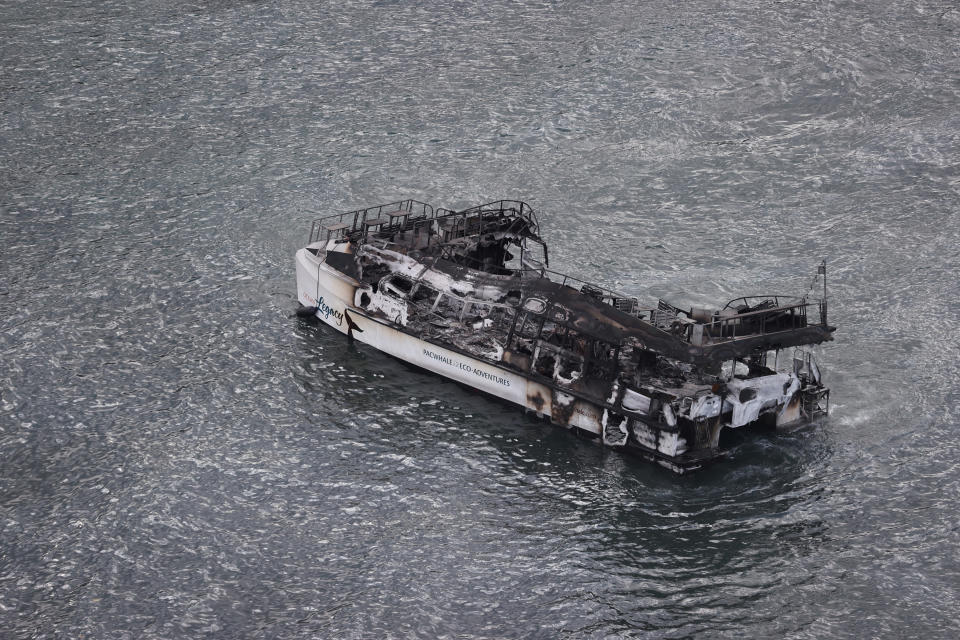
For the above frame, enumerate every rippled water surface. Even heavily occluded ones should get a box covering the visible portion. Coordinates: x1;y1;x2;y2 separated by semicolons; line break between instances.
3;1;960;637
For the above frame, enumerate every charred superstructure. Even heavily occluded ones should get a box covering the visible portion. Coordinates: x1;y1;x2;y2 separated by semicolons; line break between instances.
295;199;836;472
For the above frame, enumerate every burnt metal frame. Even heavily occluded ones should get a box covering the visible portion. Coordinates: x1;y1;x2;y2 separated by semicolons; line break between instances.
309;200;832;355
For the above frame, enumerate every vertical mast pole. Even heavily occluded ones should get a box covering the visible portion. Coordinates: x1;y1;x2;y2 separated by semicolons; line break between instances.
820;260;828;325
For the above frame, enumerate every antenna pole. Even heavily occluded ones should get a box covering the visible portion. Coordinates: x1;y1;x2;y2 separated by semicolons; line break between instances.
819;260;828;325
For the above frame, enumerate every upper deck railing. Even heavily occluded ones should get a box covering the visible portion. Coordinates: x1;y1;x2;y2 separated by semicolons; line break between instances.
455;200;540;235
698;298;828;344
308;199;435;244
308;199;540;246
722;295;803;311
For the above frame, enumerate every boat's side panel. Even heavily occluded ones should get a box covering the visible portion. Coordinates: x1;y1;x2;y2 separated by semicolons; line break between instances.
349;312;529;406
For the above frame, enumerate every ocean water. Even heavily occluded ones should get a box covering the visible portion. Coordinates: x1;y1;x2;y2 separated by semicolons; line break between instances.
2;1;959;637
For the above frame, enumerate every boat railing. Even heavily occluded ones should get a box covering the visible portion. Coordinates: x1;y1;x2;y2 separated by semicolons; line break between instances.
433;200;541;242
308;199;435;244
456;199;539;233
697;298;829;344
722;295;805;310
308;199;540;246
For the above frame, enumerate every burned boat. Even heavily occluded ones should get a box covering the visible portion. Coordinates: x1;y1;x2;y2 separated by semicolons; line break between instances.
295;199;835;472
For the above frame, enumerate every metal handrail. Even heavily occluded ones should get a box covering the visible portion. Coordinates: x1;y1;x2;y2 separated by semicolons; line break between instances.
713;300;812;321
698;299;828;344
721;295;807;310
455;200;540;235
309;199;435;244
308;199;541;246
